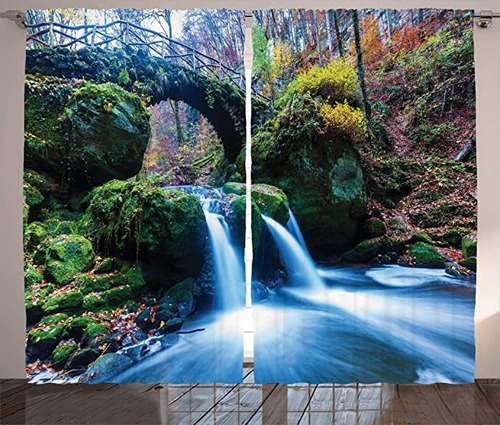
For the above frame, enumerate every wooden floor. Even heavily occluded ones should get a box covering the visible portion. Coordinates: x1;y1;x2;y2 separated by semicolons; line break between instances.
1;369;500;424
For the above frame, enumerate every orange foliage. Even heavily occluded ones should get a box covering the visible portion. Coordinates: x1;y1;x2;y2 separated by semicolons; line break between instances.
389;24;423;55
360;16;384;70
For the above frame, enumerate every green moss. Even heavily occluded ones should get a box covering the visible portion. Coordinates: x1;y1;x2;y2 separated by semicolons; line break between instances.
124;266;147;291
27;324;66;360
39;313;69;325
462;235;477;259
44;235;94;285
23;181;44;208
167;278;194;304
100;285;133;307
66;316;92;340
363;218;387;238
52;340;78;370
223;182;246;196
24;74;151;190
410;232;433;244
24;222;48;252
409;242;445;268
342;238;383;263
94;258;114;274
459;256;476;272
442;228;470;248
42;290;84;315
24;263;43;287
85;179;206;286
251;184;289;225
227;196;263;249
74;273;127;295
251;95;367;253
82;323;108;341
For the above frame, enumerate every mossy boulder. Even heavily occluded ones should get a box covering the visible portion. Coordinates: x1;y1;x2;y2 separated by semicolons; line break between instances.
459;256;477;272
42;290;84;315
223;183;290;225
51;340;78;370
342;238;383;263
74;272;127;295
410;232;433;244
84;179;207;286
44;235;94;285
409;242;445;268
24;221;48;252
25;284;55;325
165;278;195;318
251;96;367;256
25;74;151;190
27;324;67;361
94;258;114;274
66;316;93;341
363;218;387;238
227;196;263;249
24;264;43;287
462;235;477;259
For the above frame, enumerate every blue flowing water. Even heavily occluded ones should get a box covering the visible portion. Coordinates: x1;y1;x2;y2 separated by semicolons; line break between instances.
254;217;476;384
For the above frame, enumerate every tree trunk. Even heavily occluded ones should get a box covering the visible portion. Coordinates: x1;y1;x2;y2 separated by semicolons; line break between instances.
333;10;344;58
325;10;333;58
351;10;371;121
313;10;323;65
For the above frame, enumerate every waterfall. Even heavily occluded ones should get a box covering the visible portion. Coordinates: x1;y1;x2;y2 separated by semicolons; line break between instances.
286;209;308;251
262;215;324;290
165;186;245;312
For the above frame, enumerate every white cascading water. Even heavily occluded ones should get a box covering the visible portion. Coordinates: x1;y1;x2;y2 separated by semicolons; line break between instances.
262;215;324;290
166;186;245;312
286;209;308;251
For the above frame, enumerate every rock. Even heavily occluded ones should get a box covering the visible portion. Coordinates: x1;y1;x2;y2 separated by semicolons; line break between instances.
459;256;477;272
227;196;263;249
24;264;43;287
42;290;84;315
44;235;94;285
74;273;127;295
251;281;270;302
80;353;134;384
363;218;387;238
66;317;92;341
80;323;108;347
442;228;470;248
94;258;115;274
121;328;148;347
27;324;66;361
342;238;383;263
156;299;178;324
388;216;408;233
24;222;48;253
165;278;195;318
445;262;468;277
462;235;477;259
135;308;155;332
51;340;78;370
409;242;445;268
84;180;207;286
24;75;151;190
250;96;367;255
66;347;101;370
223;183;290;225
157;318;183;335
410;232;433;244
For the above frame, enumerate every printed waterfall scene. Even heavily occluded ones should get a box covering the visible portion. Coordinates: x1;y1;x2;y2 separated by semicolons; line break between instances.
250;9;476;384
23;8;248;384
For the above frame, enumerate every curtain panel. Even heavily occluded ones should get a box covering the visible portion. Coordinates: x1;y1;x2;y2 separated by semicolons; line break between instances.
23;7;476;385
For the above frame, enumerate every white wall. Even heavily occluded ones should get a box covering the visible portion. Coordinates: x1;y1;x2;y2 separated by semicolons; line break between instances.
1;0;499;379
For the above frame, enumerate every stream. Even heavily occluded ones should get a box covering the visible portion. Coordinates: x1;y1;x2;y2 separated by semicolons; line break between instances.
111;191;475;384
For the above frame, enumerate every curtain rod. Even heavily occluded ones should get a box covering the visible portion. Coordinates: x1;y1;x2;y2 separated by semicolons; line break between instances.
1;9;499;30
